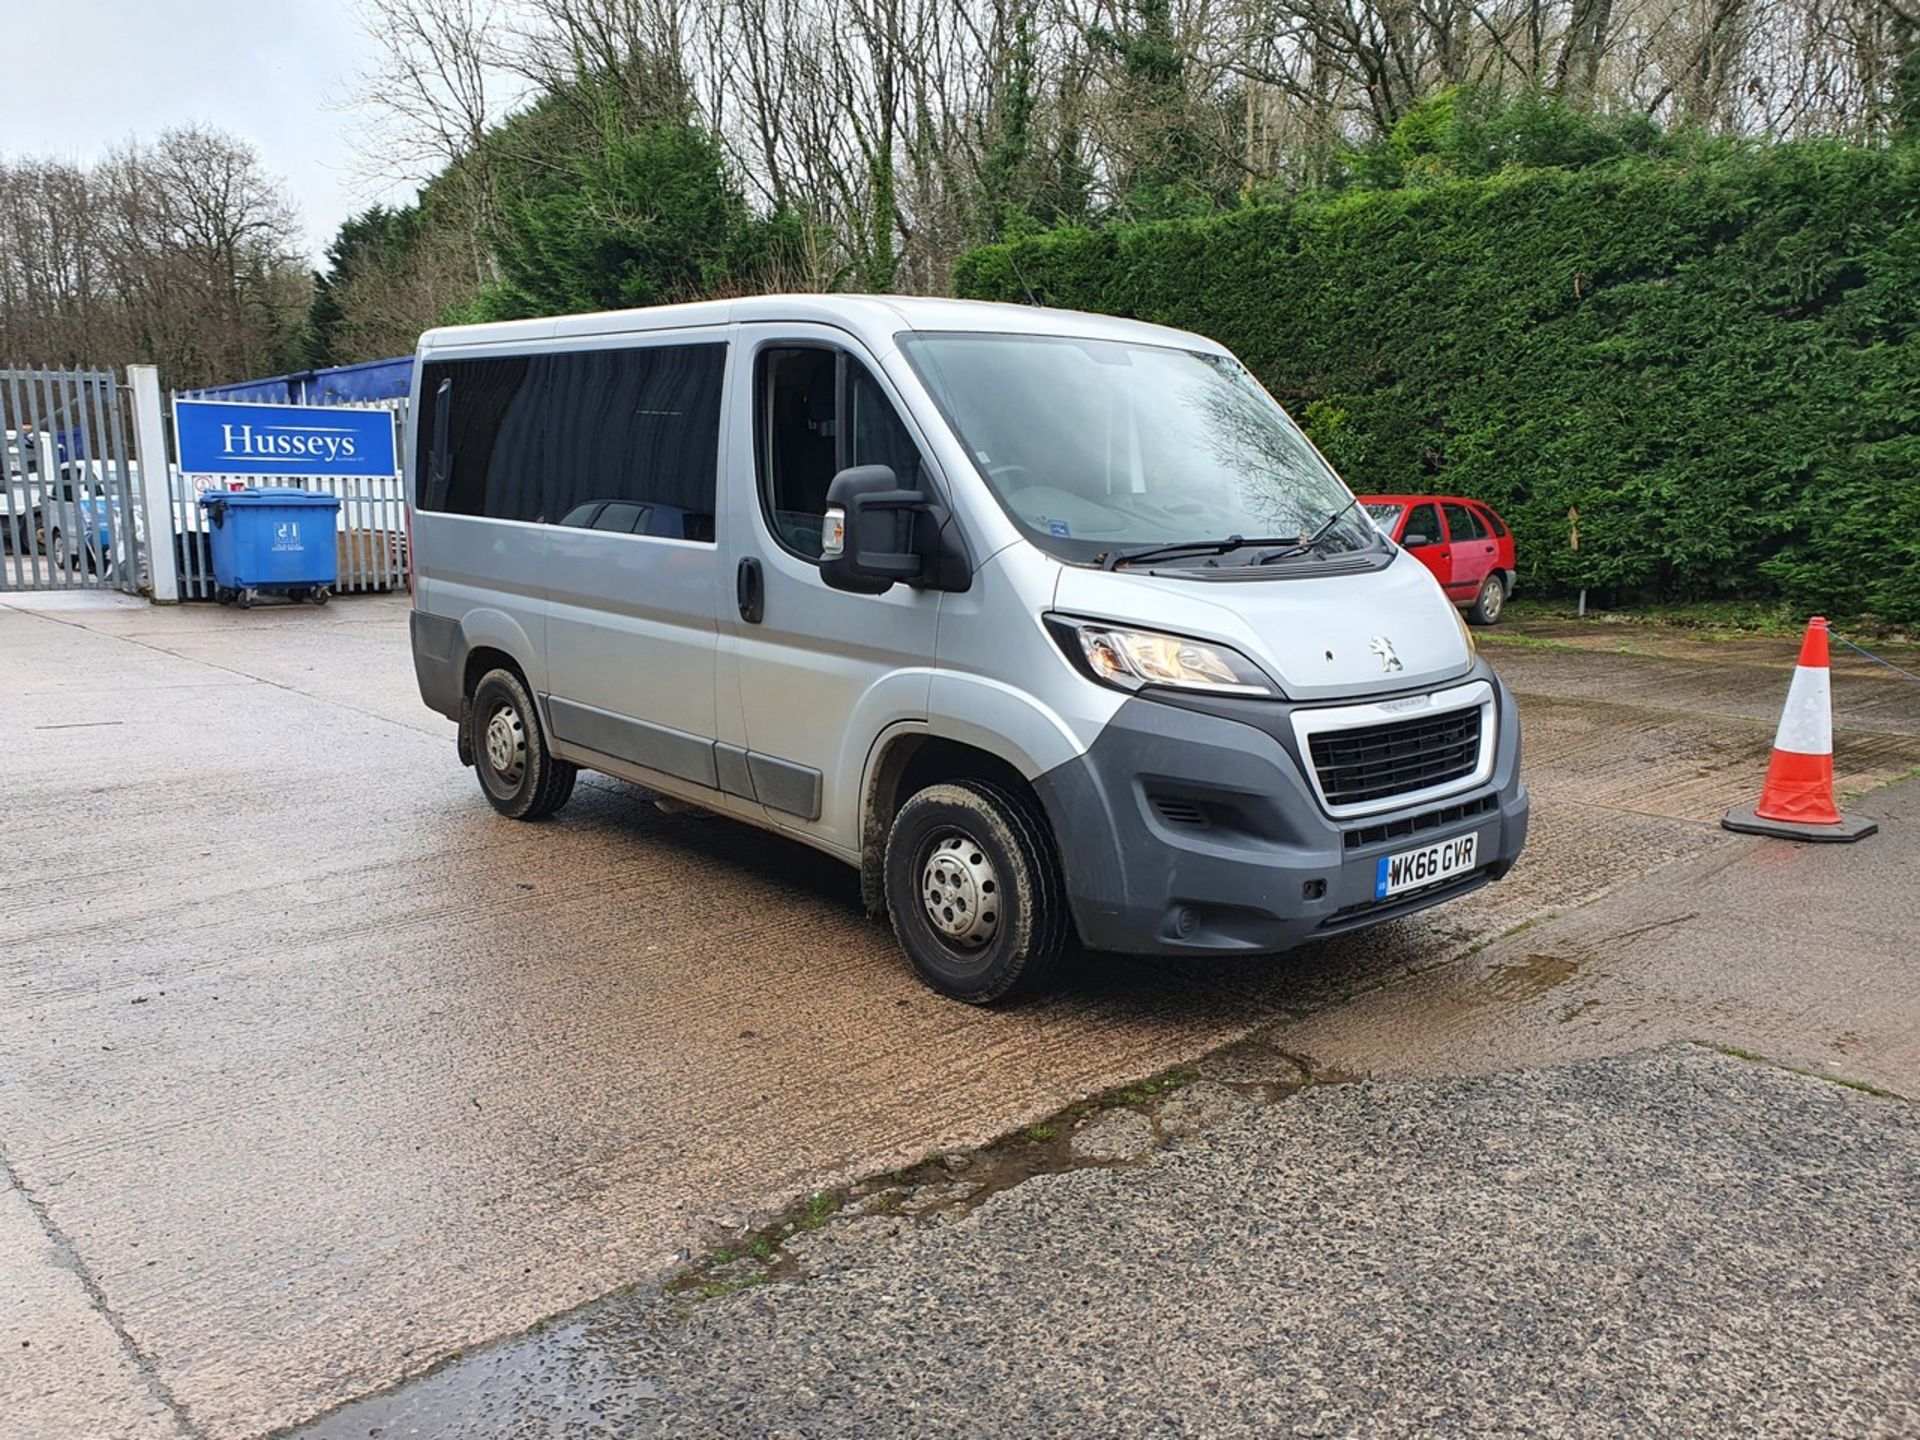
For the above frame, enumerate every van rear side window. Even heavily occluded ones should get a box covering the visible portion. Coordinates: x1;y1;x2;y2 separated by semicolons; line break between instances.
418;344;724;541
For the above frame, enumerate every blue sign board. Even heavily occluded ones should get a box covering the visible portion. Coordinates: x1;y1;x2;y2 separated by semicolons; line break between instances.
174;399;398;478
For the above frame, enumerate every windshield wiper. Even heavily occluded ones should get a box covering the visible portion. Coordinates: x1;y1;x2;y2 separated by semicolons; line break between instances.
1102;534;1297;571
1253;495;1364;566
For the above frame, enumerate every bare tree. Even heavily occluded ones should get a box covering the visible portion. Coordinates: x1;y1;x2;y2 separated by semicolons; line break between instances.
349;0;522;283
0;128;308;385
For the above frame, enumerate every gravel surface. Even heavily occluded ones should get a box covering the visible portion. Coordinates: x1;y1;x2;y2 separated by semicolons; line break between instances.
300;1045;1920;1440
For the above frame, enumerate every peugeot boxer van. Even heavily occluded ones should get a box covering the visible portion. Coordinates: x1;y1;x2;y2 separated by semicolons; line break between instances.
406;297;1527;1003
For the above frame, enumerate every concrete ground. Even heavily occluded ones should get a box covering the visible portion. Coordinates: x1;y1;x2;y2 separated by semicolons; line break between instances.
2;591;1917;1439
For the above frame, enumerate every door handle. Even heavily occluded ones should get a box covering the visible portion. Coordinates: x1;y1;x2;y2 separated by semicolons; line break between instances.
736;556;764;624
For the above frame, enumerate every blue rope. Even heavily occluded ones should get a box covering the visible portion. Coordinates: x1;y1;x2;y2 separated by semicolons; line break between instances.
1832;631;1920;686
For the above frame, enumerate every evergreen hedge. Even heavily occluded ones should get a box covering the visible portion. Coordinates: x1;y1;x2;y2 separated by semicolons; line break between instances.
954;142;1920;622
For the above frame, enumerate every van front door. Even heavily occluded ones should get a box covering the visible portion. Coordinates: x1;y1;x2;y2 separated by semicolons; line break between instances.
719;326;946;854
541;339;731;791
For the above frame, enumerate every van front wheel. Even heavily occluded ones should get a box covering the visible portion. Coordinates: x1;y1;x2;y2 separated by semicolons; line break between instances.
470;668;577;820
883;780;1069;1005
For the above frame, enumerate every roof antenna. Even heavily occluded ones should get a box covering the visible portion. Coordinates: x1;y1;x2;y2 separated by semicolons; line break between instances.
1007;249;1042;307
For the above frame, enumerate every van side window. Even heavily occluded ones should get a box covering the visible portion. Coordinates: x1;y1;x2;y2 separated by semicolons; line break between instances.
415;344;724;542
757;346;925;560
543;345;723;541
422;355;542;519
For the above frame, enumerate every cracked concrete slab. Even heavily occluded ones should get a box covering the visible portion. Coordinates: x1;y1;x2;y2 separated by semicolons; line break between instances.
0;1170;183;1440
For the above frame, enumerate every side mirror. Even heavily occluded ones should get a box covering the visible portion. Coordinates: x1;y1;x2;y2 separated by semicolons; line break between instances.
1403;531;1435;548
820;465;969;595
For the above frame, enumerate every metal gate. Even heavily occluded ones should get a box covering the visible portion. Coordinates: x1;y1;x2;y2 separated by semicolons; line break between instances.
165;396;411;601
1;367;146;594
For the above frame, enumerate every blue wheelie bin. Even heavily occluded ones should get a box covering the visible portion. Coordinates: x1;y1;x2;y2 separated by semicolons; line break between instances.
199;487;343;608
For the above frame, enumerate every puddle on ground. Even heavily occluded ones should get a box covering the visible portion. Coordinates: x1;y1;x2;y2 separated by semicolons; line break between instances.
1487;951;1584;1000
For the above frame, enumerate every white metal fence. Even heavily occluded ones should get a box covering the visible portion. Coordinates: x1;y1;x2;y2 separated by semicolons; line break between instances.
166;396;411;601
2;366;145;594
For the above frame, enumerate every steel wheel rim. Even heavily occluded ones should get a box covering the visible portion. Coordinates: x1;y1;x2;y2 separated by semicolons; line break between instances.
921;830;1001;950
1483;579;1503;619
482;702;527;788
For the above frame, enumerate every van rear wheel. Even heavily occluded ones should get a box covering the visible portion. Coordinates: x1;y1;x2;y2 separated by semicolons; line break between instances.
470;668;577;820
883;780;1069;1005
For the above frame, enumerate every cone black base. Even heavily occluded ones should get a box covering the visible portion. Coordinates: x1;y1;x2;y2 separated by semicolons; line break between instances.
1721;805;1878;843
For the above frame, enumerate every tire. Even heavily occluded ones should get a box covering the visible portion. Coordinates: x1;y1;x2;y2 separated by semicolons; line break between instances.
215;587;236;606
1468;572;1507;626
469;667;577;820
311;586;331;606
883;779;1069;1005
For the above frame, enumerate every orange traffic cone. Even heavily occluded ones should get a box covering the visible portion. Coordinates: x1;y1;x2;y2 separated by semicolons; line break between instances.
1723;617;1877;842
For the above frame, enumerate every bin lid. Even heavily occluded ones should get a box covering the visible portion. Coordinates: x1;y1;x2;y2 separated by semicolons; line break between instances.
198;486;342;510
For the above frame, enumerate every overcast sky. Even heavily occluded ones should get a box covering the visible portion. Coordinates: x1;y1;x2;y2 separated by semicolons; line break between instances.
0;0;403;266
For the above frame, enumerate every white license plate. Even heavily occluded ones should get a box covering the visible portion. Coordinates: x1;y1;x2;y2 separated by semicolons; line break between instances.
1374;833;1479;899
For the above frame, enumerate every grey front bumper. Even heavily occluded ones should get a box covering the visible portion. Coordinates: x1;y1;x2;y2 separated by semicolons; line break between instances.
1032;660;1528;956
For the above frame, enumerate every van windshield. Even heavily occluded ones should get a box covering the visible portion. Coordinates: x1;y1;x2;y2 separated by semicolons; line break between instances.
897;332;1377;567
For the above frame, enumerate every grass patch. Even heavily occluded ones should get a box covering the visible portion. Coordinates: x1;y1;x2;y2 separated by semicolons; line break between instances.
1507;597;1914;643
1118;1068;1197;1106
791;1191;839;1231
1476;629;1582;652
691;1274;771;1301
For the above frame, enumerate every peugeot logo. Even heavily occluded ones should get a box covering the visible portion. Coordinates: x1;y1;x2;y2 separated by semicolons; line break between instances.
1370;636;1404;674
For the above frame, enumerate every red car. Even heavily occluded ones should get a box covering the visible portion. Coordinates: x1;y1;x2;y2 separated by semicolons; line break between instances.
1357;494;1516;625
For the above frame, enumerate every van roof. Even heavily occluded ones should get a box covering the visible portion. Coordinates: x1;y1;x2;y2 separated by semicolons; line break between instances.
417;293;1225;356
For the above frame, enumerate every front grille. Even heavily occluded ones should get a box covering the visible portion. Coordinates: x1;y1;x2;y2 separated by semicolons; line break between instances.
1343;793;1499;850
1308;706;1483;808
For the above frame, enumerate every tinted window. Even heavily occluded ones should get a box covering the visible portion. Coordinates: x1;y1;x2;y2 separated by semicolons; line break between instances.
416;345;723;542
1443;501;1486;541
540;345;723;541
1477;504;1508;538
1402;503;1442;547
419;355;543;519
757;346;926;560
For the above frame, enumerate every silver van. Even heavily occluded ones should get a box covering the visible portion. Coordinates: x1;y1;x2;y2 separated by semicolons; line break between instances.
406;297;1527;1003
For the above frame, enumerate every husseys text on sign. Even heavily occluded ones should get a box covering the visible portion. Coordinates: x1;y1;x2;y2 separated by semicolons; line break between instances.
174;400;398;478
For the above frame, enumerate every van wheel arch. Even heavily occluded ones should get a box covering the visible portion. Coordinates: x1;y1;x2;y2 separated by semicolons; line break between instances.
459;645;532;768
860;734;1053;919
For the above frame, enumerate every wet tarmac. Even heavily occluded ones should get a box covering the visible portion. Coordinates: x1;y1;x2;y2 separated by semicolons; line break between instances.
298;1046;1920;1440
2;592;1917;1438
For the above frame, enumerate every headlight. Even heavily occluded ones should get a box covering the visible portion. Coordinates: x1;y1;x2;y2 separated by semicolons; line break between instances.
1048;616;1276;697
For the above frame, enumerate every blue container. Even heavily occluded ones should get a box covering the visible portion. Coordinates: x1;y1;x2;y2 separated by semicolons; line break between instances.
199;487;341;604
